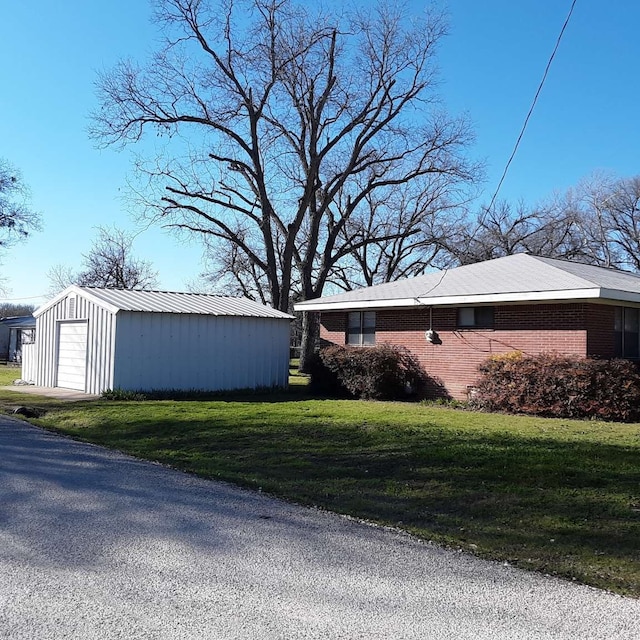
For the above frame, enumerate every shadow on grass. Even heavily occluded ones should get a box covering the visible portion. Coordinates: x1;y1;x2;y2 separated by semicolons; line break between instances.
46;408;640;595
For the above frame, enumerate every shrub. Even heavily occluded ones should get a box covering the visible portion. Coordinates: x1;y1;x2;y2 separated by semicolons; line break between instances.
306;349;353;398
309;343;434;400
473;352;640;421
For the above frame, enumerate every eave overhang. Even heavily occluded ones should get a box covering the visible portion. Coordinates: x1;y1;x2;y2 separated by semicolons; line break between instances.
294;287;640;312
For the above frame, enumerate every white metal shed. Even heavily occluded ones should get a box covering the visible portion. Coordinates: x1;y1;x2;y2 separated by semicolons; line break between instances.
27;286;293;394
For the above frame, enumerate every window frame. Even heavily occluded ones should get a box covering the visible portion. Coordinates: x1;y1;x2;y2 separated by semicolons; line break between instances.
347;311;376;346
457;306;495;329
615;306;640;359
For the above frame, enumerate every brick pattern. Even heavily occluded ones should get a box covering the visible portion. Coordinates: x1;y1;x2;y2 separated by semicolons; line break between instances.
319;303;617;400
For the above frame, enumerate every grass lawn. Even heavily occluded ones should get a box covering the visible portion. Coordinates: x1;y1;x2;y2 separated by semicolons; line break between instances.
1;365;639;596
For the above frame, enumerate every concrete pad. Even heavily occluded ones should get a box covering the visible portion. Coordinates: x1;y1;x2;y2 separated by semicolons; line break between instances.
1;385;99;401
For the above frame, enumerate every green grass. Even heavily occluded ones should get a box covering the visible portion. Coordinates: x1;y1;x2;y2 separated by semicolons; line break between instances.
0;363;21;386
1;365;639;596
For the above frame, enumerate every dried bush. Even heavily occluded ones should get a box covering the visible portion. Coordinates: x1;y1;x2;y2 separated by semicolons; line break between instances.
473;352;640;421
309;343;434;400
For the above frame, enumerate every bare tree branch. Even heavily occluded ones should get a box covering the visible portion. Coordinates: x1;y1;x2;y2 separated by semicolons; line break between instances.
91;0;478;368
48;227;159;292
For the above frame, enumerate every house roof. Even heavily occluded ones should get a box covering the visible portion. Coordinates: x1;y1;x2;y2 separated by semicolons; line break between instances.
35;286;293;320
0;315;36;329
294;254;640;312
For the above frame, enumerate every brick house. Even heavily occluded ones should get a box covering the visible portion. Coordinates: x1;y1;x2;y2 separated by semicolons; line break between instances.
294;254;640;399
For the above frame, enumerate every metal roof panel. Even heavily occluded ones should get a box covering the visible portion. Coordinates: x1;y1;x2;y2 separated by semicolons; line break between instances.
74;288;293;319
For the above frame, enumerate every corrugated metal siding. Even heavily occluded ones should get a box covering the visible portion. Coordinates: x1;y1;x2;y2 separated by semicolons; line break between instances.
113;312;290;392
21;343;37;383
33;293;116;393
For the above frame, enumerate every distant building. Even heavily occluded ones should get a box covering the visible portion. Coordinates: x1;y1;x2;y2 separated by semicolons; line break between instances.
0;316;36;363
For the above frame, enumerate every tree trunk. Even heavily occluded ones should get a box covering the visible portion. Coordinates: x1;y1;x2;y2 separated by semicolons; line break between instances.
298;311;320;373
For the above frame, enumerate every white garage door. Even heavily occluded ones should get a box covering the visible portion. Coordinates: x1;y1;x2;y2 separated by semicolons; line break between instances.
57;322;88;391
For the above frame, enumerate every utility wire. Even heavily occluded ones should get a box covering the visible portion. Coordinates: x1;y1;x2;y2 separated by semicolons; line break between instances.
0;294;48;301
414;268;448;302
486;0;578;214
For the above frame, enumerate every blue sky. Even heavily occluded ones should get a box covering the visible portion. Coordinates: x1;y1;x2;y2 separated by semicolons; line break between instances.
1;0;639;305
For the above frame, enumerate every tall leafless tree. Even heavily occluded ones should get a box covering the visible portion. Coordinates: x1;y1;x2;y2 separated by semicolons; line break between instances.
91;0;477;369
329;177;464;289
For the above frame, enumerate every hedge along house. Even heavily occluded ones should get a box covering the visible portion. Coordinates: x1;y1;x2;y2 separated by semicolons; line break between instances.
26;286;293;394
294;254;640;400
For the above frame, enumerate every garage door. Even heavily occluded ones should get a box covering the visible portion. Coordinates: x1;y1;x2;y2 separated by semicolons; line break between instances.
57;322;88;391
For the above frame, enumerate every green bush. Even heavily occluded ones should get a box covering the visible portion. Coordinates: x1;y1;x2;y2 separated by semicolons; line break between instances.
309;343;433;400
473;352;640;421
306;350;352;398
101;388;148;401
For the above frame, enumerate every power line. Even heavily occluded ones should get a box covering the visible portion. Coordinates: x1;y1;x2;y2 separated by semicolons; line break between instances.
0;294;47;301
486;0;578;214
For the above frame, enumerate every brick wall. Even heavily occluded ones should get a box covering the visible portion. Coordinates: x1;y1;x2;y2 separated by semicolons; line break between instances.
319;303;615;400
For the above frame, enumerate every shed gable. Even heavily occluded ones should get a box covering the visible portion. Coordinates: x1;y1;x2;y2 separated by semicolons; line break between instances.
32;290;117;394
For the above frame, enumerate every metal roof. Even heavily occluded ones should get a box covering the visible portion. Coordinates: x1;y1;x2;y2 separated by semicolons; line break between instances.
295;254;640;311
36;286;293;319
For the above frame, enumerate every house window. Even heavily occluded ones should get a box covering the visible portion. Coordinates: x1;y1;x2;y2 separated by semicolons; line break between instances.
457;306;495;329
615;307;640;358
347;311;376;346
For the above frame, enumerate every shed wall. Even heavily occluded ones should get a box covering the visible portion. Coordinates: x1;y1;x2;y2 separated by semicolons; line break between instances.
33;293;116;393
112;312;290;391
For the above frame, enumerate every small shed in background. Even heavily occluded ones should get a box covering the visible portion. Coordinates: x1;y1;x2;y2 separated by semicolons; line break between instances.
0;315;36;363
25;286;292;394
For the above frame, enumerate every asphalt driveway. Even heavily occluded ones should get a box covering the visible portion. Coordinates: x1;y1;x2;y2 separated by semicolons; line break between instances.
0;416;638;639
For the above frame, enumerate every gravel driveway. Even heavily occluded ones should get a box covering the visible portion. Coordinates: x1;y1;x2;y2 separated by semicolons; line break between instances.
0;416;638;639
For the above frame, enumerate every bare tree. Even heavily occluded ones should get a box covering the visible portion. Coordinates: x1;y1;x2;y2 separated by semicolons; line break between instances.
195;236;270;304
91;0;477;369
0;303;36;318
47;227;159;293
0;160;41;292
0;160;40;249
592;176;640;271
440;173;640;273
441;200;589;265
46;264;77;297
329;178;461;289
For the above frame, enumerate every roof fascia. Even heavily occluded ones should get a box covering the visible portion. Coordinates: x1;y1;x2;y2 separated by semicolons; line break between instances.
33;285;122;318
294;288;606;312
598;288;640;305
33;285;81;318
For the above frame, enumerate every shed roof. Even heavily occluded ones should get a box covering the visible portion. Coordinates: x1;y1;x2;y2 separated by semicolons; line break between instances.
35;286;293;319
294;254;640;311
